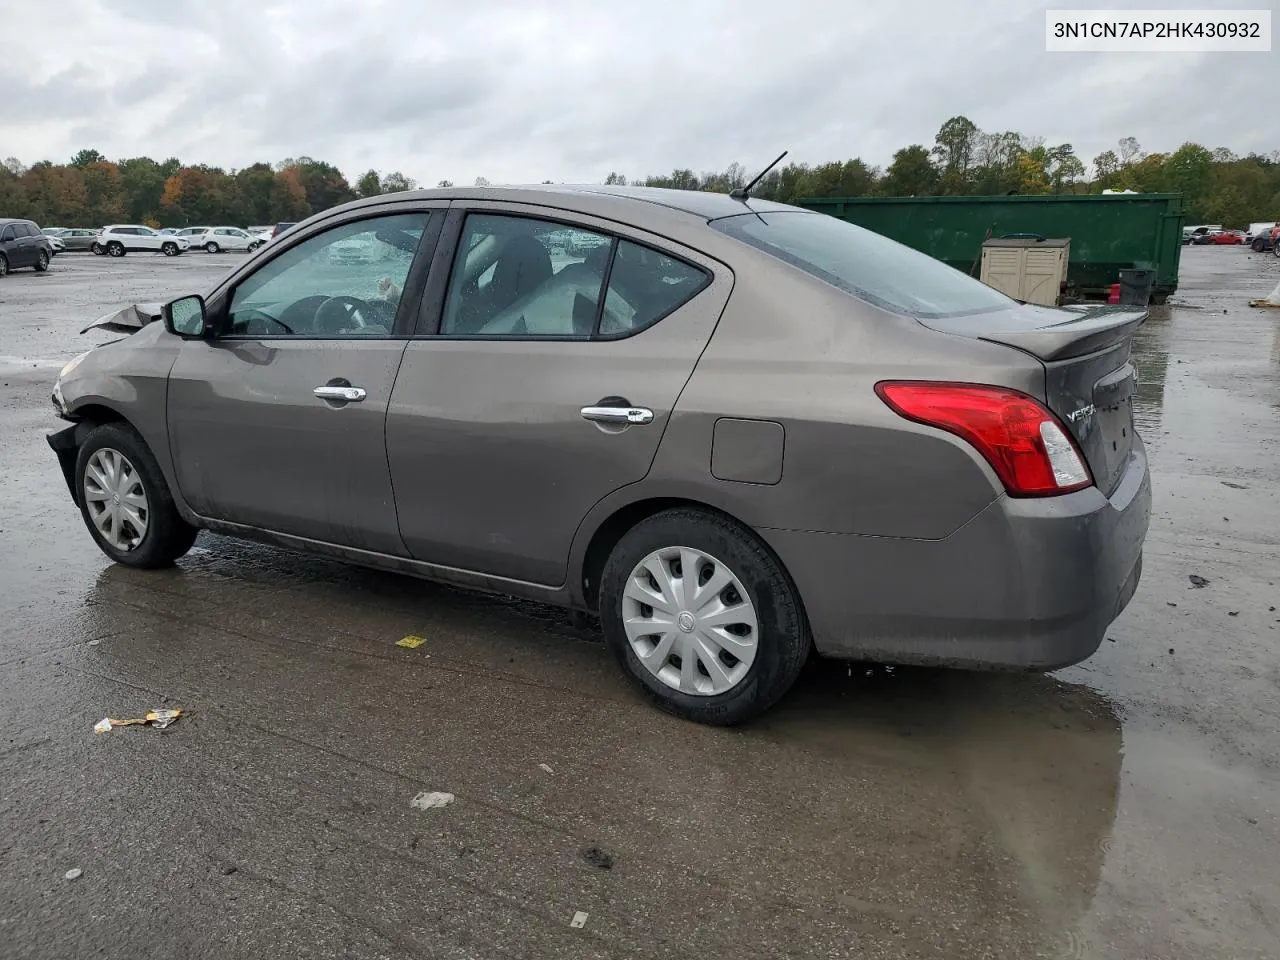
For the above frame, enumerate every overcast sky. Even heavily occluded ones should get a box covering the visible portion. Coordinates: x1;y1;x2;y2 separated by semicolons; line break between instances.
3;0;1274;184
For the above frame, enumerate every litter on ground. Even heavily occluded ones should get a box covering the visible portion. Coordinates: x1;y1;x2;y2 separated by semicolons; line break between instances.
93;709;182;733
396;635;427;649
64;868;82;881
570;911;589;928
538;763;554;774
410;791;455;810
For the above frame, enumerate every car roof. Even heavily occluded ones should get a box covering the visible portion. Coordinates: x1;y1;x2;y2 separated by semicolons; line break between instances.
338;184;800;230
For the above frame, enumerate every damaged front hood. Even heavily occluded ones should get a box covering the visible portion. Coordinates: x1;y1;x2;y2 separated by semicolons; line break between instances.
81;302;163;335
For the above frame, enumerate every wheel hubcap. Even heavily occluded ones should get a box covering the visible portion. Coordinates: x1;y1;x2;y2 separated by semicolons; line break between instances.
622;546;759;696
83;448;149;551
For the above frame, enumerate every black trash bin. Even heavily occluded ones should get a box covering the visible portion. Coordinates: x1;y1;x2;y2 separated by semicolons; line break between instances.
1118;268;1155;305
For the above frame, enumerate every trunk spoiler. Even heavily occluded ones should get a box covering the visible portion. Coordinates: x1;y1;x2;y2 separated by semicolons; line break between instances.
921;303;1147;362
80;302;163;335
975;305;1146;362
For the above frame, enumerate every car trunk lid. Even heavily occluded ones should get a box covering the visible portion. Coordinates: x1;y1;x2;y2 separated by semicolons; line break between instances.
919;303;1145;496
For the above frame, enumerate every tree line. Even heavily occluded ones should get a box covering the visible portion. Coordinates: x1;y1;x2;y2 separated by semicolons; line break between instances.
2;117;1277;229
0;148;434;229
620;117;1280;227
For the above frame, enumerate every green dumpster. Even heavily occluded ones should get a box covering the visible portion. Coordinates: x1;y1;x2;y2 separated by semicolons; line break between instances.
796;193;1185;303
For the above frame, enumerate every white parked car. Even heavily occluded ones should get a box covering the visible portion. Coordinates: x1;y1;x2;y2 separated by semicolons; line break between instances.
172;227;210;246
188;226;265;253
94;225;189;257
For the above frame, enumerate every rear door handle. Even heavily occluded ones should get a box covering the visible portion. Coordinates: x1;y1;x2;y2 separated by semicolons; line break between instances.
314;385;367;402
580;405;654;425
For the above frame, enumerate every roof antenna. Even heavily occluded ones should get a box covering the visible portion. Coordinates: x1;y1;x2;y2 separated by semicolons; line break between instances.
730;150;788;200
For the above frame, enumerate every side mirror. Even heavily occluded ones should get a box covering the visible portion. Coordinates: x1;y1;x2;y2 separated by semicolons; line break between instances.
163;294;207;338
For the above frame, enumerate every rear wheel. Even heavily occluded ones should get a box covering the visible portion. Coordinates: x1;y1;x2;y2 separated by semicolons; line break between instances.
91;241;103;255
205;241;220;253
34;249;50;272
107;241;125;257
74;423;198;568
0;254;8;277
599;508;810;725
162;242;178;256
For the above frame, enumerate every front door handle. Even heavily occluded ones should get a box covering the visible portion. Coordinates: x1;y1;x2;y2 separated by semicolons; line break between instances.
580;405;654;425
313;385;367;402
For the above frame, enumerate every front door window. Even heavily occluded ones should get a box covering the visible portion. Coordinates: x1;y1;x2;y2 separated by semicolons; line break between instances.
226;213;428;337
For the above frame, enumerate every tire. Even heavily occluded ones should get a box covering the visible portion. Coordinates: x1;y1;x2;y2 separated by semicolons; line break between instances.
599;508;810;725
0;254;7;277
248;241;262;251
34;249;50;272
205;241;220;253
91;242;103;255
74;422;198;569
1274;242;1280;259
107;242;125;257
161;242;178;256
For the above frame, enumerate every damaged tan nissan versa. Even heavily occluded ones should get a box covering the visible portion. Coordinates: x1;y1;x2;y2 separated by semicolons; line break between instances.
48;185;1150;724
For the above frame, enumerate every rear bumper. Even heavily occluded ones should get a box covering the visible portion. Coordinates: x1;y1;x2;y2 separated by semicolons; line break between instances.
763;436;1151;670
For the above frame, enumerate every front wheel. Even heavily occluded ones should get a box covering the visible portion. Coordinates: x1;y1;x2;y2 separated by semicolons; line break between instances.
599;508;810;725
107;242;125;257
0;254;8;277
205;241;220;253
74;422;198;569
1274;242;1280;259
161;242;178;256
35;249;50;272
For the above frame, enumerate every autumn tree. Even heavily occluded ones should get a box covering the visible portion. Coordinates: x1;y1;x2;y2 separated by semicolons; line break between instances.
881;145;938;196
355;169;382;198
380;171;416;193
933;116;979;193
1092;150;1120;187
69;148;106;169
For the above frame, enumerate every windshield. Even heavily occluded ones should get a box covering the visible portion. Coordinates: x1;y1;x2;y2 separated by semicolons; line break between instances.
712;210;1015;320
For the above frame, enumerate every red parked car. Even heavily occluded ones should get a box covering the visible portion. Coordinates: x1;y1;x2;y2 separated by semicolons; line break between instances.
1209;230;1246;245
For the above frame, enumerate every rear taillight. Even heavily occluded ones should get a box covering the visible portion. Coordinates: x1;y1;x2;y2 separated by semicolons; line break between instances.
875;381;1092;497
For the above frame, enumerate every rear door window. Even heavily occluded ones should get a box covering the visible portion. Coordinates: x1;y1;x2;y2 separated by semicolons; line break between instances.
599;240;709;337
712;211;1015;320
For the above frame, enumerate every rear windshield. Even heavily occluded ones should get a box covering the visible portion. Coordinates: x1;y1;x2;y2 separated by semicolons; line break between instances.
712;211;1015;320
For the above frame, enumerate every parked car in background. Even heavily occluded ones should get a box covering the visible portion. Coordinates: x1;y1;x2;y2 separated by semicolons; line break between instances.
1208;230;1246;245
95;225;189;257
188;226;265;253
171;227;210;247
1247;222;1278;251
47;234;66;255
1191;229;1224;245
0;218;54;275
53;228;101;252
1183;224;1222;244
247;225;274;237
47;186;1151;724
271;221;297;238
1273;227;1280;257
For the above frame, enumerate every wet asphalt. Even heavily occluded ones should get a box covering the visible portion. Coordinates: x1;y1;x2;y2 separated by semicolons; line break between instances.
1;248;1278;959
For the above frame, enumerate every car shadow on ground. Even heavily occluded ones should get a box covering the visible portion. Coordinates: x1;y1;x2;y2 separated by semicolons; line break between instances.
79;533;1123;941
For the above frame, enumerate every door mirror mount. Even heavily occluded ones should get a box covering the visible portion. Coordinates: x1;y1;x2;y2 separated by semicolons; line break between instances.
164;294;208;338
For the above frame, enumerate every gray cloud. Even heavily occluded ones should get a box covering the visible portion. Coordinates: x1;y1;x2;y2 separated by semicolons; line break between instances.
2;0;1275;182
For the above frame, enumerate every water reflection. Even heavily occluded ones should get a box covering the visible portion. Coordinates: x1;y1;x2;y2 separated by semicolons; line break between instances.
1131;309;1170;438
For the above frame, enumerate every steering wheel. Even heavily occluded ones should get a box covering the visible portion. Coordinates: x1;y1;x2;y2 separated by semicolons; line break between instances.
313;295;379;335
